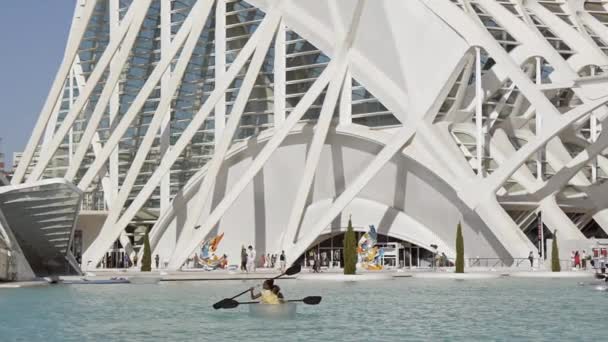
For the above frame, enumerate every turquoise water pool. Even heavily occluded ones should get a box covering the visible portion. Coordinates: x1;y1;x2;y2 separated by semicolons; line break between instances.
0;278;606;341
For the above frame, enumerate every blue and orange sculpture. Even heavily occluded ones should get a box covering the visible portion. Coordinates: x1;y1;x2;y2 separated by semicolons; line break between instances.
196;233;227;269
357;225;383;270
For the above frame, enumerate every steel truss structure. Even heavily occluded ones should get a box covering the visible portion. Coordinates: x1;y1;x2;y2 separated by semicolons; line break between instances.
7;0;608;272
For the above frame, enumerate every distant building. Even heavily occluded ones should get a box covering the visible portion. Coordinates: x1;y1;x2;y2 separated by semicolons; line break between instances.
0;138;4;172
11;152;22;173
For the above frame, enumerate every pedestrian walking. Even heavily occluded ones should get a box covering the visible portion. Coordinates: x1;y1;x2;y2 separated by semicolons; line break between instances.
155;254;160;269
280;251;286;272
528;251;534;268
247;245;256;273
240;245;247;272
582;250;587;269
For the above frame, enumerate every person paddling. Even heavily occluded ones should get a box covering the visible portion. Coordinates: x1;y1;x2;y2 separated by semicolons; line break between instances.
272;285;285;303
249;279;280;304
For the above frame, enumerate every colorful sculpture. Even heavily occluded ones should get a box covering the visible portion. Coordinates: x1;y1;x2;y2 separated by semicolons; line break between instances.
357;225;383;270
196;233;226;269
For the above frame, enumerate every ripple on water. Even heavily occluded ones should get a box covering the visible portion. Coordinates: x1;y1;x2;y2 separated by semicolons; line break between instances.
0;278;605;341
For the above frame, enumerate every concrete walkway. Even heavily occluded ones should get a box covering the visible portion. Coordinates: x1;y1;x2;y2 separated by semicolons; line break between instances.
2;267;600;286
0;281;48;288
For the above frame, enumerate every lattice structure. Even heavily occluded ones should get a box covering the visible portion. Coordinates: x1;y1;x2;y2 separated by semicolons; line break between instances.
8;0;608;270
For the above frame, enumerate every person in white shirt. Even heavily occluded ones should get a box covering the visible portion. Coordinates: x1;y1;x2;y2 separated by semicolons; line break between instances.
582;250;587;270
247;245;256;273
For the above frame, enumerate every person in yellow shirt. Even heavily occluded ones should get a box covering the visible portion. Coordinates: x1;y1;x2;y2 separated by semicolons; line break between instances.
249;279;280;304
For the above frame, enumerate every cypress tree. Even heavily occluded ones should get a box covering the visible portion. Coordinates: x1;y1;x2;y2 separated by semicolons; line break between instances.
141;232;152;272
343;216;357;275
455;222;464;273
551;230;560;272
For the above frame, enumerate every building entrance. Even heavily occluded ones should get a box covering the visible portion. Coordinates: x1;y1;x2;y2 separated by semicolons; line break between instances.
295;231;437;269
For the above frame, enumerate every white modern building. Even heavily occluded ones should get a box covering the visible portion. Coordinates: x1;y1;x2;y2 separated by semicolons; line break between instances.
3;0;608;279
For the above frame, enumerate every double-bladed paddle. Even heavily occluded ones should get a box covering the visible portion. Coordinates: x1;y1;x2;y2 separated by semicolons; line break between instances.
218;296;322;309
212;264;301;309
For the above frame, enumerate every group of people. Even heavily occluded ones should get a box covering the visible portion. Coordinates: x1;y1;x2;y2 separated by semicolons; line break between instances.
571;250;588;269
310;251;321;273
240;245;286;273
261;253;282;269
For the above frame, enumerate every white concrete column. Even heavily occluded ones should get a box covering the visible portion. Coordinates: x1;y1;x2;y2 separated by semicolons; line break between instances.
68;67;74;166
475;47;484;178
160;0;172;214
273;19;286;126
590;66;598;184
109;0;120;205
339;69;352;125
215;0;226;142
535;56;543;181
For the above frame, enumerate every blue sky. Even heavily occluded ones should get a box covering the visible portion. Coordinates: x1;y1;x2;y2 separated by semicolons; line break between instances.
0;1;75;169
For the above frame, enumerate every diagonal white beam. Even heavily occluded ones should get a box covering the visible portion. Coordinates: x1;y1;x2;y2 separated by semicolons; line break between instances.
286;124;417;263
481;97;608;203
171;10;282;256
27;0;153;182
445;55;474;121
281;68;347;250
273;18;286;126
534;125;608;199
168;58;342;269
284;40;479;263
339;68;352;125
81;8;278;269
13;0;98;184
64;0;155;182
215;0;227;143
80;0;215;265
169;0;367;269
108;0;121;206
76;0;209;191
486;81;516;131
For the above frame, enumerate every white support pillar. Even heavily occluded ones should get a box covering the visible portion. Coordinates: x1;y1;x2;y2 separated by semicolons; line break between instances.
168;59;341;269
72;54;134;259
29;1;153;182
43;82;64;146
282;69;346;249
215;0;226;142
287;124;417;263
273;18;286;126
169;1;367;269
171;12;282;258
109;0;120;205
339;69;352;125
475;47;484;178
13;0;97;184
591;66;598;184
160;0;172;214
81;3;261;269
65;1;155;183
77;1;206;192
68;67;74;165
535;56;543;182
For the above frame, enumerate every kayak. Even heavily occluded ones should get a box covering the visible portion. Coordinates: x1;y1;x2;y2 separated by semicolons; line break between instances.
128;276;161;284
248;303;297;319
